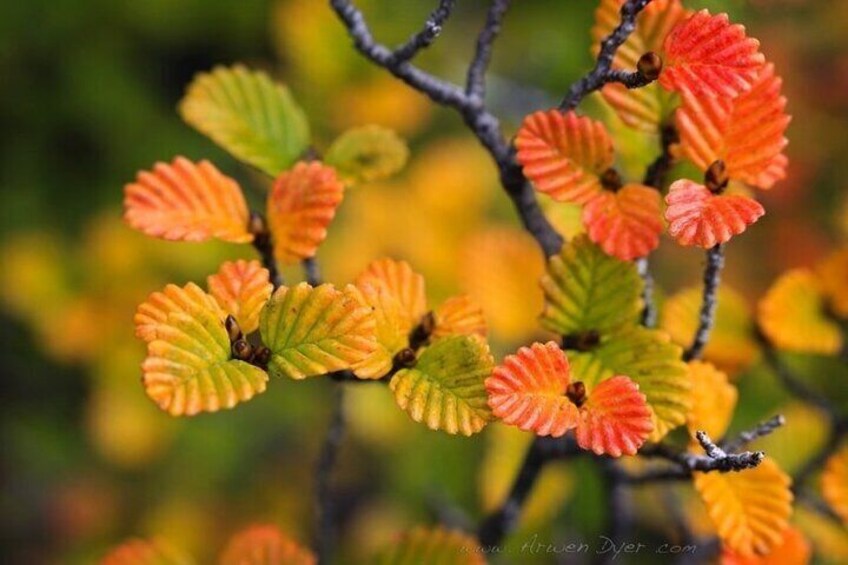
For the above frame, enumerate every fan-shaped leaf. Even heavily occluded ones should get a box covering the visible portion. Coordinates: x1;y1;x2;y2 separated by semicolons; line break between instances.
660;11;765;99
375;526;485;565
582;184;663;260
568;327;691;441
516;110;614;204
822;446;848;524
267;161;345;264
661;285;759;375
576;375;653;457
694;457;793;557
817;247;848;319
141;285;268;416
355;258;427;327
124;157;252;243
486;341;580;437
390;335;494;436
721;526;811;565
676;63;790;189
349;282;410;380
207;260;272;335
324;125;409;184
179;65;309;176
101;538;192;565
219;524;315;565
665;180;765;248
259;283;378;380
432;295;487;339
686;361;737;439
135;282;223;342
758;269;843;355
540;235;644;336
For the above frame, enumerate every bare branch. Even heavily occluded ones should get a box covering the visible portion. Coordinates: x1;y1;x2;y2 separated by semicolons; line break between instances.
249;211;284;289
643;124;679;190
683;244;725;361
466;0;512;100
722;415;786;453
392;0;457;62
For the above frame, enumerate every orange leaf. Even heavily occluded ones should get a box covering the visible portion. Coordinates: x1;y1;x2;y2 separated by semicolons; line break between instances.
686;361;737;440
219;524;315;565
575;375;653;457
485;341;580;437
665;180;764;248
124;157;252;243
822;446;848;524
676;63;790;189
582;184;663;260
101;538;191;565
207;260;272;335
516;110;614;204
134;282;223;342
721;527;811;565
432;294;487;339
266;161;344;264
660;11;765;99
355;258;428;327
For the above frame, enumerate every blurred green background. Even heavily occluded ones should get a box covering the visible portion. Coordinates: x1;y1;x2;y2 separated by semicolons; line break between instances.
1;0;847;563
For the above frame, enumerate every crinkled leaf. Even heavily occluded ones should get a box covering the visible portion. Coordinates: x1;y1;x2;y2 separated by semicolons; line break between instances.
676;63;790;189
349;282;409;380
822;446;848;524
219;524;315;565
324;124;409;184
432;295;487;339
816;247;848;319
355;258;427;327
758;269;843;355
694;457;793;557
582;184;663;260
576;375;653;457
123;157;251;243
135;282;223;343
390;334;494;436
207;260;272;334
568;327;691;441
661;285;759;375
101;538;193;565
686;361;737;439
267;161;345;264
665;180;765;248
141;284;268;416
516;110;614;204
721;527;811;565
540;235;644;336
259;283;377;380
179;65;309;176
374;526;485;565
660;10;765;99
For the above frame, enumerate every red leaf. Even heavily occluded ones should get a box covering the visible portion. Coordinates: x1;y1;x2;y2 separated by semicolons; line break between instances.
516;110;614;204
582;184;663;260
575;375;653;457
660;11;765;99
665;180;764;248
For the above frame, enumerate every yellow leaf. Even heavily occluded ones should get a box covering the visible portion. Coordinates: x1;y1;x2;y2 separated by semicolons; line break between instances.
721;526;810;565
432;295;487;340
135;283;223;343
355;258;427;327
207;260;272;335
686;361;737;439
349;282;410;380
816;246;848;319
219;524;315;565
822;446;848;524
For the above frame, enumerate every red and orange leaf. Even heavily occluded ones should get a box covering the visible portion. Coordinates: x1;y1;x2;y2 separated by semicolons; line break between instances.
124;157;252;243
515;110;614;204
432;294;487;339
266;161;344;264
207;260;272;335
695;457;794;557
816;247;848;319
219;524;315;565
676;63;790;189
355;258;428;327
485;341;580;437
721;527;811;565
660;11;765;99
822;446;848;524
134;282;223;342
575;375;653;457
665;180;765;248
582;184;663;260
101;538;192;565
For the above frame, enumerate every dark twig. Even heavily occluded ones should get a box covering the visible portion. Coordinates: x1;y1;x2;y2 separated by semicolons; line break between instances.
466;0;511;100
249;212;284;289
637;257;657;327
643;124;678;190
303;257;322;286
315;385;346;565
392;0;456;62
683;244;725;361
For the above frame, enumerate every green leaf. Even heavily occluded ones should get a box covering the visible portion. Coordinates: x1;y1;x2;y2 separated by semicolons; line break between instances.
324;124;409;184
540;235;643;336
259;282;377;380
568;327;691;441
390;335;494;436
179;64;309;176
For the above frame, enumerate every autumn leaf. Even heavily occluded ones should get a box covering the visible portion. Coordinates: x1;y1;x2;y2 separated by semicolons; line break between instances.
582;184;663;260
179;65;309;176
432;295;487;339
101;538;193;565
219;524;315;565
324;124;409;184
390;334;494;436
516;110;614;204
259;283;377;380
124;157;252;243
375;526;485;565
660;10;765;99
266;161;345;264
576;375;654;457
816;246;848;319
135;282;223;343
665;179;765;248
822;446;848;524
355;258;427;327
686;361;737;440
207;260;272;335
721;527;810;565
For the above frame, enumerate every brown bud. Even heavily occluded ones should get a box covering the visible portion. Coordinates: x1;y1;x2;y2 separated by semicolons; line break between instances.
392;347;417;369
232;338;253;361
251;346;271;368
562;330;601;352
409;311;436;350
705;160;729;193
225;315;242;342
566;381;587;407
600;168;623;192
637;52;663;81
248;211;267;236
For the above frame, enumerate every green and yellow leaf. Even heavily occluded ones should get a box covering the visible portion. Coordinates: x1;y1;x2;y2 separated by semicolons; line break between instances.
207;260;272;335
135;282;222;343
219;524;315;565
375;526;485;565
324;124;409;184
